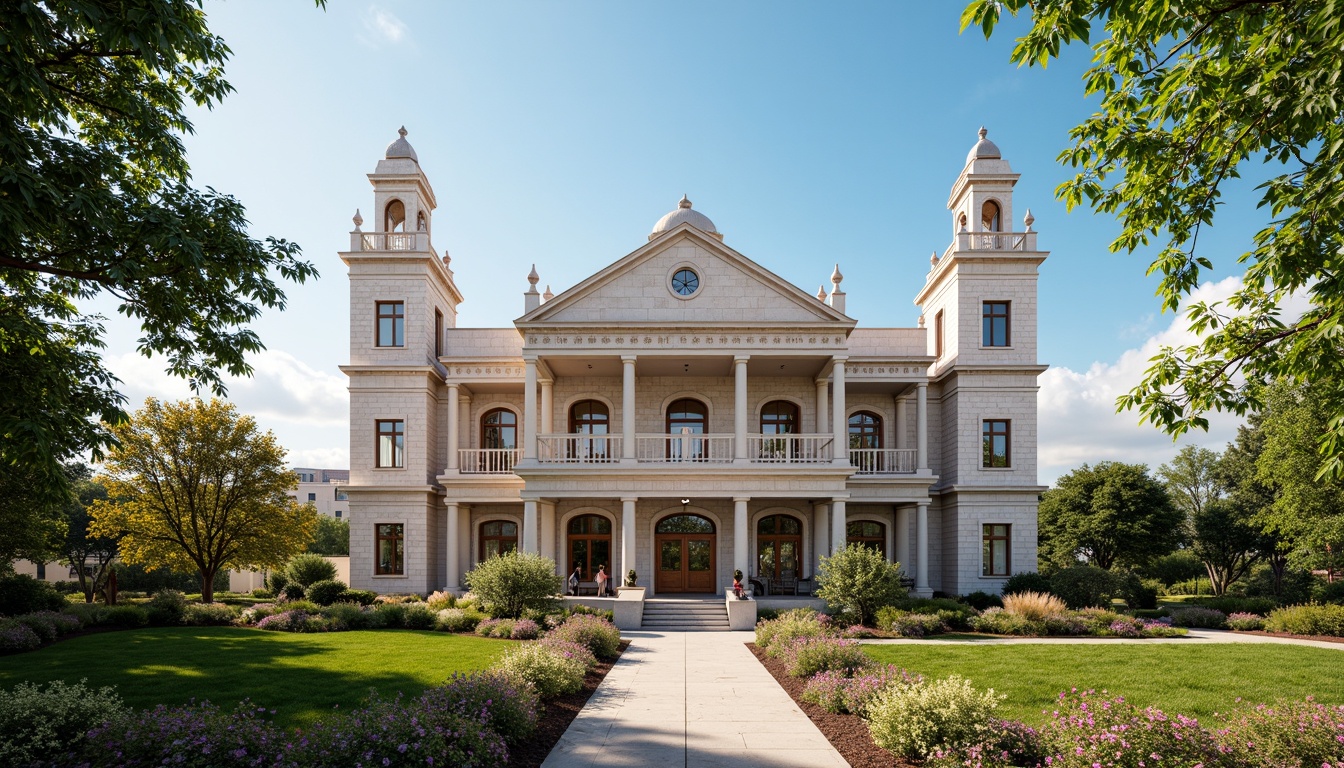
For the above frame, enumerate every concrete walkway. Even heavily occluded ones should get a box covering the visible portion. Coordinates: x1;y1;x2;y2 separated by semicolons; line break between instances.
541;630;848;768
862;628;1344;651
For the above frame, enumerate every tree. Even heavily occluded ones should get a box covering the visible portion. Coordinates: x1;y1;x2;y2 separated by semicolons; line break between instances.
1038;462;1183;571
815;544;906;626
57;463;118;603
963;1;1344;479
90;398;316;602
1217;409;1292;594
2;0;318;548
306;515;350;556
1190;499;1261;596
464;552;562;619
1156;446;1224;521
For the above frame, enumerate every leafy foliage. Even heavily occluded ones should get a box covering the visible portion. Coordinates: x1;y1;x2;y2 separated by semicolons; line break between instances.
1038;462;1182;570
0;574;67;616
815;544;906;626
284;553;337;588
1257;381;1344;568
57;465;117;603
306;515;349;556
463;551;562;619
90;398;316;602
0;680;130;767
868;675;1003;760
1190;499;1262;595
963;0;1344;480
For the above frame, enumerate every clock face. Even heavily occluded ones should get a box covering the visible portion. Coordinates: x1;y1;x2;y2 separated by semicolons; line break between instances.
671;268;699;296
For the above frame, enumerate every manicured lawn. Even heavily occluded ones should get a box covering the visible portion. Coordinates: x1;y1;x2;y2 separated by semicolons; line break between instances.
0;627;514;727
864;643;1344;724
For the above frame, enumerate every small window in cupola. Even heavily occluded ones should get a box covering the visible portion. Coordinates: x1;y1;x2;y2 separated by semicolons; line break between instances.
981;200;1001;232
416;211;427;232
385;199;406;232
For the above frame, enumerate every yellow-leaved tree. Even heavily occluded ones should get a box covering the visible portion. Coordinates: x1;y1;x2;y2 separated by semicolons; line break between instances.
91;398;316;602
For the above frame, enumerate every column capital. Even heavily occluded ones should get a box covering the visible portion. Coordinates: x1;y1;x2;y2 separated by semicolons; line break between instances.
620;496;639;503
831;494;850;503
830;354;849;363
621;355;638;364
916;381;928;390
732;496;751;503
733;355;750;365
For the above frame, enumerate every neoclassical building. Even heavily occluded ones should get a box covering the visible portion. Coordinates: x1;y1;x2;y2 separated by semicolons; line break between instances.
342;127;1046;598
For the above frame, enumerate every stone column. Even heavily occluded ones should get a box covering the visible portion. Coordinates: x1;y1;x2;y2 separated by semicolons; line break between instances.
893;394;906;450
523;358;538;461
734;357;749;460
831;497;847;554
816;379;829;434
446;502;460;590
446;383;460;471
831;358;848;463
540;380;553;437
813;502;829;576
539;501;556;565
622;356;637;461
916;382;928;472
621;497;638;586
523;500;538;554
895;505;912;574
733;497;750;581
915;502;931;596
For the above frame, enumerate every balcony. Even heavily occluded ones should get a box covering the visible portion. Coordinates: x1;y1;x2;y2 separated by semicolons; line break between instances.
529;433;835;466
952;230;1037;253
746;434;833;463
349;231;432;252
458;448;520;474
636;433;734;463
538;435;622;464
849;448;917;474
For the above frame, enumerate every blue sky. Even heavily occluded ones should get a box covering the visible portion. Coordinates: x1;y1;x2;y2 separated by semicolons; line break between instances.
98;1;1272;481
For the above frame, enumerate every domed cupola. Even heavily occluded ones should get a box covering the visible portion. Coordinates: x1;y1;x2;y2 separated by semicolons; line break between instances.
965;126;1001;164
649;195;723;241
385;126;419;163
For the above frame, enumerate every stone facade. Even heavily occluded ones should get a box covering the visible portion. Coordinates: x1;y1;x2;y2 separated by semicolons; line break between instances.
341;127;1047;598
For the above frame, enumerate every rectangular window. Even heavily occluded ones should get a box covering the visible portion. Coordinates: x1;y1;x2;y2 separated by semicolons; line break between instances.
335;488;348;501
307;492;317;502
982;524;1010;576
982;301;1010;347
376;419;405;468
934;310;945;358
375;523;404;575
36;562;46;580
376;301;405;347
434;308;443;357
982;419;1010;468
335;510;342;519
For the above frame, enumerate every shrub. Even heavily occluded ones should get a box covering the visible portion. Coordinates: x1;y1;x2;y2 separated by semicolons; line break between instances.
83;699;295;768
1226;611;1266;631
423;670;540;745
145;588;188;626
802;665;922;715
321;602;381;630
867;675;1003;759
1264;603;1344;636
495;642;586;698
338;589;377;606
403;604;438;630
302;690;508;767
1216;698;1344;768
281;583;306;601
1139;620;1188;638
1000;591;1068;621
756;608;828;651
305;579;348;606
180;603;235;626
0;621;42;652
880;610;946;638
894;598;978;630
464;551;562;619
249;588;273;599
815;544;906;625
960;591;1003;611
1041;613;1090;636
284;553;337;588
1105;617;1143;637
1117;571;1159;609
0;574;68;616
776;636;871;678
1170;606;1228;629
970;607;1043;636
427;590;456;610
256;609;331;633
477;618;516;638
1312;579;1344;605
1001;571;1053;596
265;570;289;594
62;603;106;627
548;613;621;659
435;608;484;633
373;601;407;628
511;618;541;640
1048;566;1124;609
1027;690;1224;767
0;680;131;766
374;593;424;604
104;605;149;628
537;637;597;671
1186;595;1280;615
15;612;61;642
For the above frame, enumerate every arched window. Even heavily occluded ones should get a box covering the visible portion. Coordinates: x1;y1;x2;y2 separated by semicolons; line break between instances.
384;199;406;232
567;514;612;581
666;398;709;461
479;520;517;561
760;401;799;434
656;514;715;534
757;514;803;581
848;411;883;449
981;200;1001;232
847;520;887;558
570;400;609;434
481;408;517;450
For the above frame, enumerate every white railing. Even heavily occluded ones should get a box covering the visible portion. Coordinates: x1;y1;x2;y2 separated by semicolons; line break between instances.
636;433;734;463
458;448;520;474
748;434;834;463
849;448;917;474
352;231;426;252
537;434;622;464
954;231;1036;252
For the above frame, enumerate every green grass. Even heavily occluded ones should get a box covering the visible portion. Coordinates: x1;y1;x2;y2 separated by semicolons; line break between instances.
0;627;514;727
864;643;1344;724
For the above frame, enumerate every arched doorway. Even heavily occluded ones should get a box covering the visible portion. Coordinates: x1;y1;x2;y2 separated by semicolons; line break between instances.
757;514;803;582
566;514;612;581
655;514;716;593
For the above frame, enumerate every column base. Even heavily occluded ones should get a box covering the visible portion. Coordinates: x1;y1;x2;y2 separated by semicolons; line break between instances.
913;587;934;598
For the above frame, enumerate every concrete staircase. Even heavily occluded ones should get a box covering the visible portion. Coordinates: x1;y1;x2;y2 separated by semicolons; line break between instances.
640;598;730;631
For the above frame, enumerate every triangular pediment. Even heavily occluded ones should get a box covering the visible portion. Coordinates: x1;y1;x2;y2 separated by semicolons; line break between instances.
517;224;853;328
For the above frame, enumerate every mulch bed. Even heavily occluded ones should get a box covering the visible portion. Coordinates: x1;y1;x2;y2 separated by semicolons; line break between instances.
507;639;630;768
747;643;913;768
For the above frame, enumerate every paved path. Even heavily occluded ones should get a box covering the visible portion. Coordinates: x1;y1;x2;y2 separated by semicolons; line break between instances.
541;630;847;768
861;628;1344;651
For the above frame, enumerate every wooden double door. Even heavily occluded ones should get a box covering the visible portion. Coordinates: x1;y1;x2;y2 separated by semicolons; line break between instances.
654;513;717;593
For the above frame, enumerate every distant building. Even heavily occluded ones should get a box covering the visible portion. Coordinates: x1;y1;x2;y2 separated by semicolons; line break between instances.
289;468;351;520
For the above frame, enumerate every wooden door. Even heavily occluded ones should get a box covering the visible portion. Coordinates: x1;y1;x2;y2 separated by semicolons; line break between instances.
656;534;717;593
657;536;685;592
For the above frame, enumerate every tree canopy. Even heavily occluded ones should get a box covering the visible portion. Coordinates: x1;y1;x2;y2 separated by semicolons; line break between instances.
1256;380;1344;569
90;398;315;602
1;0;317;543
57;462;118;602
963;0;1344;478
1038;462;1183;571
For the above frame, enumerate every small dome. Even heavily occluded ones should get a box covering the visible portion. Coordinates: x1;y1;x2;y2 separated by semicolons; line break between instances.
385;126;419;163
649;195;720;240
965;126;1001;164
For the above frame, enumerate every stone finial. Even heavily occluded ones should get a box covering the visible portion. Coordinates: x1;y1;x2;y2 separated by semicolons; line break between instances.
816;285;827;301
1024;208;1035;231
543;284;554;301
352;209;363;231
978;126;988;140
831;263;844;287
398;126;408;139
527;264;540;288
918;314;926;328
930;250;939;267
679;194;692;209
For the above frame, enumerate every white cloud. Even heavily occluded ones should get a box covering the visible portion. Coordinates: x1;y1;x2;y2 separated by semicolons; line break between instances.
360;5;409;47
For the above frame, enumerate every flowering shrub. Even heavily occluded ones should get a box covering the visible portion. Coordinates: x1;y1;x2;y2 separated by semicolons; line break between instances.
840;624;878;639
548;614;621;658
970;607;1043;636
0;621;42;652
801;664;921;715
0;680;131;766
1170;606;1228;628
1032;690;1224;767
300;690;508;768
477;618;517;638
510;618;540;640
1226;611;1266;631
15;611;79;641
1041;613;1089;636
776;636;871;678
181;603;236;626
883;611;947;638
756;609;828;652
1105;617;1142;637
495;643;586;698
427;590;456;610
1216;697;1344;768
84;700;287;767
435;608;484;633
421;670;540;745
1138;620;1187;638
1264;603;1344;636
237;603;281;625
868;675;1003;759
1000;591;1067;621
537;637;597;671
255;609;331;633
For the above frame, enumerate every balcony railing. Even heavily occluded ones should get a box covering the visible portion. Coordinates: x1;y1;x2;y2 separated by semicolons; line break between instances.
849;448;917;474
747;434;834;463
954;230;1037;252
458;448;520;475
351;231;429;252
636;433;734;463
537;434;622;464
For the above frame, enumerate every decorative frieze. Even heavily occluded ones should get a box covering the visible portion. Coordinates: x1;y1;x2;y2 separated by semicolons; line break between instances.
523;330;847;351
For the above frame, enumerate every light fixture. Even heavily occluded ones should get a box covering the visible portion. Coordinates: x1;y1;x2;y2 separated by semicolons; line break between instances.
680;498;690;506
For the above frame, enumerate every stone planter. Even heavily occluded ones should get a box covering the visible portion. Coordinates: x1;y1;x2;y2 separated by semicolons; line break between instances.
612;586;645;630
725;593;756;631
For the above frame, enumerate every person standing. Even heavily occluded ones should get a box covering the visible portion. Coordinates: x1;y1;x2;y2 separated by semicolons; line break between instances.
595;565;608;597
568;564;581;596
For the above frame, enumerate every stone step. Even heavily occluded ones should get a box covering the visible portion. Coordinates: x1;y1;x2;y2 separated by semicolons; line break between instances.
642;605;725;613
